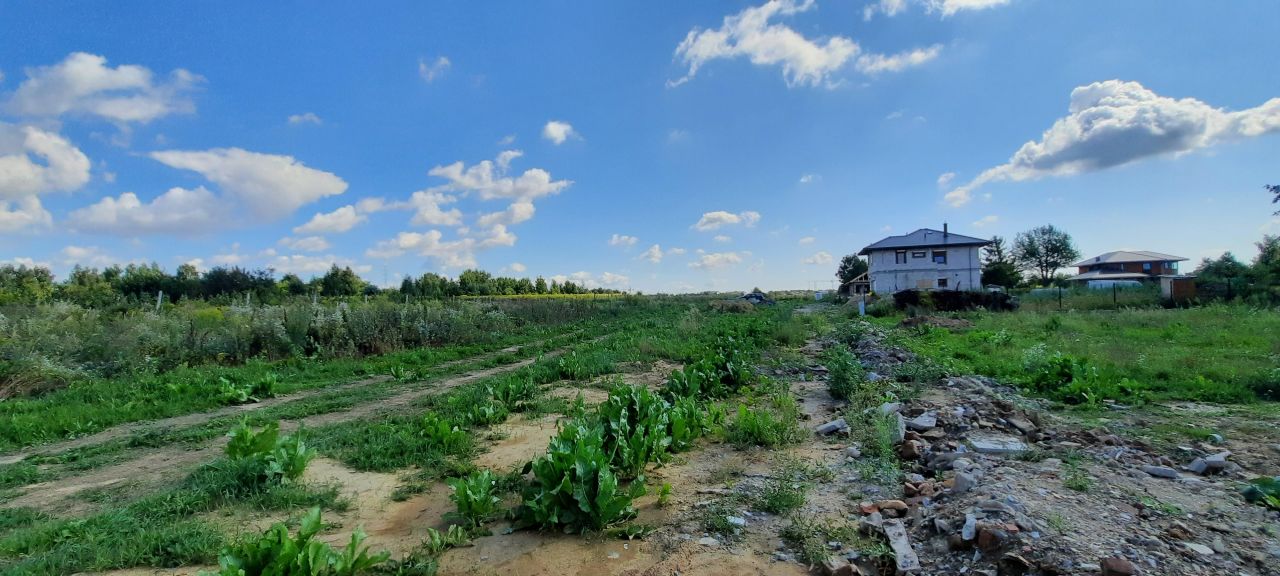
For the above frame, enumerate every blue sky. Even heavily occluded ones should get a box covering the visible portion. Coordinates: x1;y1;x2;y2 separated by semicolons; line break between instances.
1;0;1277;292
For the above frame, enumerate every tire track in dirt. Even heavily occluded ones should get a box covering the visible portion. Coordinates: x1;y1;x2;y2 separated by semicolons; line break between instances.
0;336;569;466
3;335;605;515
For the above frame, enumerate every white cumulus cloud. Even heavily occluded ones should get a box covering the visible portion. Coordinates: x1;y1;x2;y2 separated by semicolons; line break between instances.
542;120;578;145
68;186;226;235
640;244;664;263
670;0;938;88
0;197;52;233
713;235;732;243
279;235;331;252
798;236;816;245
972;215;999;228
864;0;1013;20
943;80;1280;207
855;44;942;74
694;210;761;231
4;52;200;124
802;251;833;265
0;124;91;199
295;205;364;234
609;233;638;247
418;56;451;82
689;251;744;270
150;148;347;219
287;112;322;125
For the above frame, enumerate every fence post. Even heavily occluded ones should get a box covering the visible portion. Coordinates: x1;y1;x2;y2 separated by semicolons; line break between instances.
1113;283;1117;307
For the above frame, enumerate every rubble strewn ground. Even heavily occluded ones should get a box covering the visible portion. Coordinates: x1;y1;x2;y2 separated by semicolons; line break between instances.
812;319;1280;576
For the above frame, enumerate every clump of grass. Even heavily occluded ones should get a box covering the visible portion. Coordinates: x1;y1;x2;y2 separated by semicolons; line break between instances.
757;476;806;514
1062;460;1093;492
725;393;804;448
823;345;866;401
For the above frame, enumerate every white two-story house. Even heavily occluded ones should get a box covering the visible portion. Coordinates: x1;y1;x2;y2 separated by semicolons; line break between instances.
857;226;991;294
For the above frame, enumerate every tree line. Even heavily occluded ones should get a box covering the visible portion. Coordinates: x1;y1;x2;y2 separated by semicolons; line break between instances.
0;262;620;307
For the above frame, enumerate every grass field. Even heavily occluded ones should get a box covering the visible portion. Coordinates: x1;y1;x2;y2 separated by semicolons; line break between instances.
876;303;1280;404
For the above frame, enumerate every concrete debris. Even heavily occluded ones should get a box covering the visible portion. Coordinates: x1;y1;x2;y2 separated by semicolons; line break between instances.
967;435;1028;455
880;519;922;573
1140;465;1180;479
816;418;849;435
906;412;938;431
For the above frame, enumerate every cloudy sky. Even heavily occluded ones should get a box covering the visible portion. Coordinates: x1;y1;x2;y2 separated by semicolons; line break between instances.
2;1;1277;292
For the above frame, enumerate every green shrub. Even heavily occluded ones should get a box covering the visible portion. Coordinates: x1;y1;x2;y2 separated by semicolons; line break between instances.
462;400;510;428
447;470;503;528
725;395;803;448
822;346;865;401
598;384;672;479
662;359;726;399
217;374;277;405
712;337;756;391
224;421;315;486
516;420;644;532
213;507;388;576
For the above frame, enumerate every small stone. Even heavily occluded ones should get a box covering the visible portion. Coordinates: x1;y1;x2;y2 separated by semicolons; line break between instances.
1183;542;1214;556
1006;416;1037;435
858;501;879;515
1183;458;1208;475
726;516;747;527
879;402;902;415
1141;465;1180;479
1100;556;1136;576
846;446;862;458
1203;451;1231;472
698;536;720;547
951;457;975;472
897;440;923;460
906;412;938;431
952;472;977;494
891;413;906;443
816;418;849;435
969;435;1028;455
607;552;621;560
821;557;858;576
1207;433;1224;444
962;513;977;540
875;499;908;512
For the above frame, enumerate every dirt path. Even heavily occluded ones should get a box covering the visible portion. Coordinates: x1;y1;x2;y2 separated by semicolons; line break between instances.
3;341;590;515
0;338;563;466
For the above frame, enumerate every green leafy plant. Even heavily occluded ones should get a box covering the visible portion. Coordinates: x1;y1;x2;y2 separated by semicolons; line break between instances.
447;469;503;528
822;345;865;401
662;358;725;400
389;366;418;382
487;376;539;412
218;373;278;405
213;507;388;576
515;420;644;532
666;396;710;452
463;400;510;427
598;384;671;478
224;420;315;486
1243;477;1280;510
418;413;470;453
656;483;673;507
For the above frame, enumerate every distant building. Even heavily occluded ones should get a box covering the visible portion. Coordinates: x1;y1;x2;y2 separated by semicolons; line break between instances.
1068;251;1188;284
858;225;990;294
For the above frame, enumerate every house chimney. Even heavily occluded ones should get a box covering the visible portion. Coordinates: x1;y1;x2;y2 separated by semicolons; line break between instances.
943;222;948;238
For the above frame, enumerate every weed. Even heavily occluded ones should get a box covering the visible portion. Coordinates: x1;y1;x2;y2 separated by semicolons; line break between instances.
757;477;806;514
656;483;673;507
224;421;316;486
487;376;540;412
213;507;389;575
446;470;503;528
598;384;672;479
1044;512;1070;533
725;393;804;449
515;420;644;532
822;345;866;401
1062;460;1093;492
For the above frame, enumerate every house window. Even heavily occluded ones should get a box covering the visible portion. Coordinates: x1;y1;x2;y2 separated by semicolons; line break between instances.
932;250;947;264
1143;262;1152;271
895;251;907;264
937;278;948;288
911;251;926;258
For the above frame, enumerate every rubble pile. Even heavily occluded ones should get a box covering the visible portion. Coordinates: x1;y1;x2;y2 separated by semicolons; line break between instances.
836;322;1280;576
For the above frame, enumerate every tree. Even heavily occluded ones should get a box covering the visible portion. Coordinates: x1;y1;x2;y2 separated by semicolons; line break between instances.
980;236;1022;288
0;264;55;304
1012;224;1081;285
1269;184;1279;215
835;254;868;294
1194;252;1248;284
320;265;366;297
280;273;309;296
534;276;548;294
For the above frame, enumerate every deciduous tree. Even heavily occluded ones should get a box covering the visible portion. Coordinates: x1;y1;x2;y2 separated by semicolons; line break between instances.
1013;225;1081;286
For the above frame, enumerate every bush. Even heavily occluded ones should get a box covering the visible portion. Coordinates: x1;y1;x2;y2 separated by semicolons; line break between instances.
419;414;471;453
516;420;644;532
822;346;865;401
214;507;388;576
447;470;503;528
893;289;1017;312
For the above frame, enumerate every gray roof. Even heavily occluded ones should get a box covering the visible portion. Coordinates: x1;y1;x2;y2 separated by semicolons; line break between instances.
1072;250;1187;267
858;228;990;255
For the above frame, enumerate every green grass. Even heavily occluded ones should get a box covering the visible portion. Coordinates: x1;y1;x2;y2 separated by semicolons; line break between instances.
877;304;1280;404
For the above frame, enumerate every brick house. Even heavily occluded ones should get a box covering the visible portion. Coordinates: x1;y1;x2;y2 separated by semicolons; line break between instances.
1068;251;1188;283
